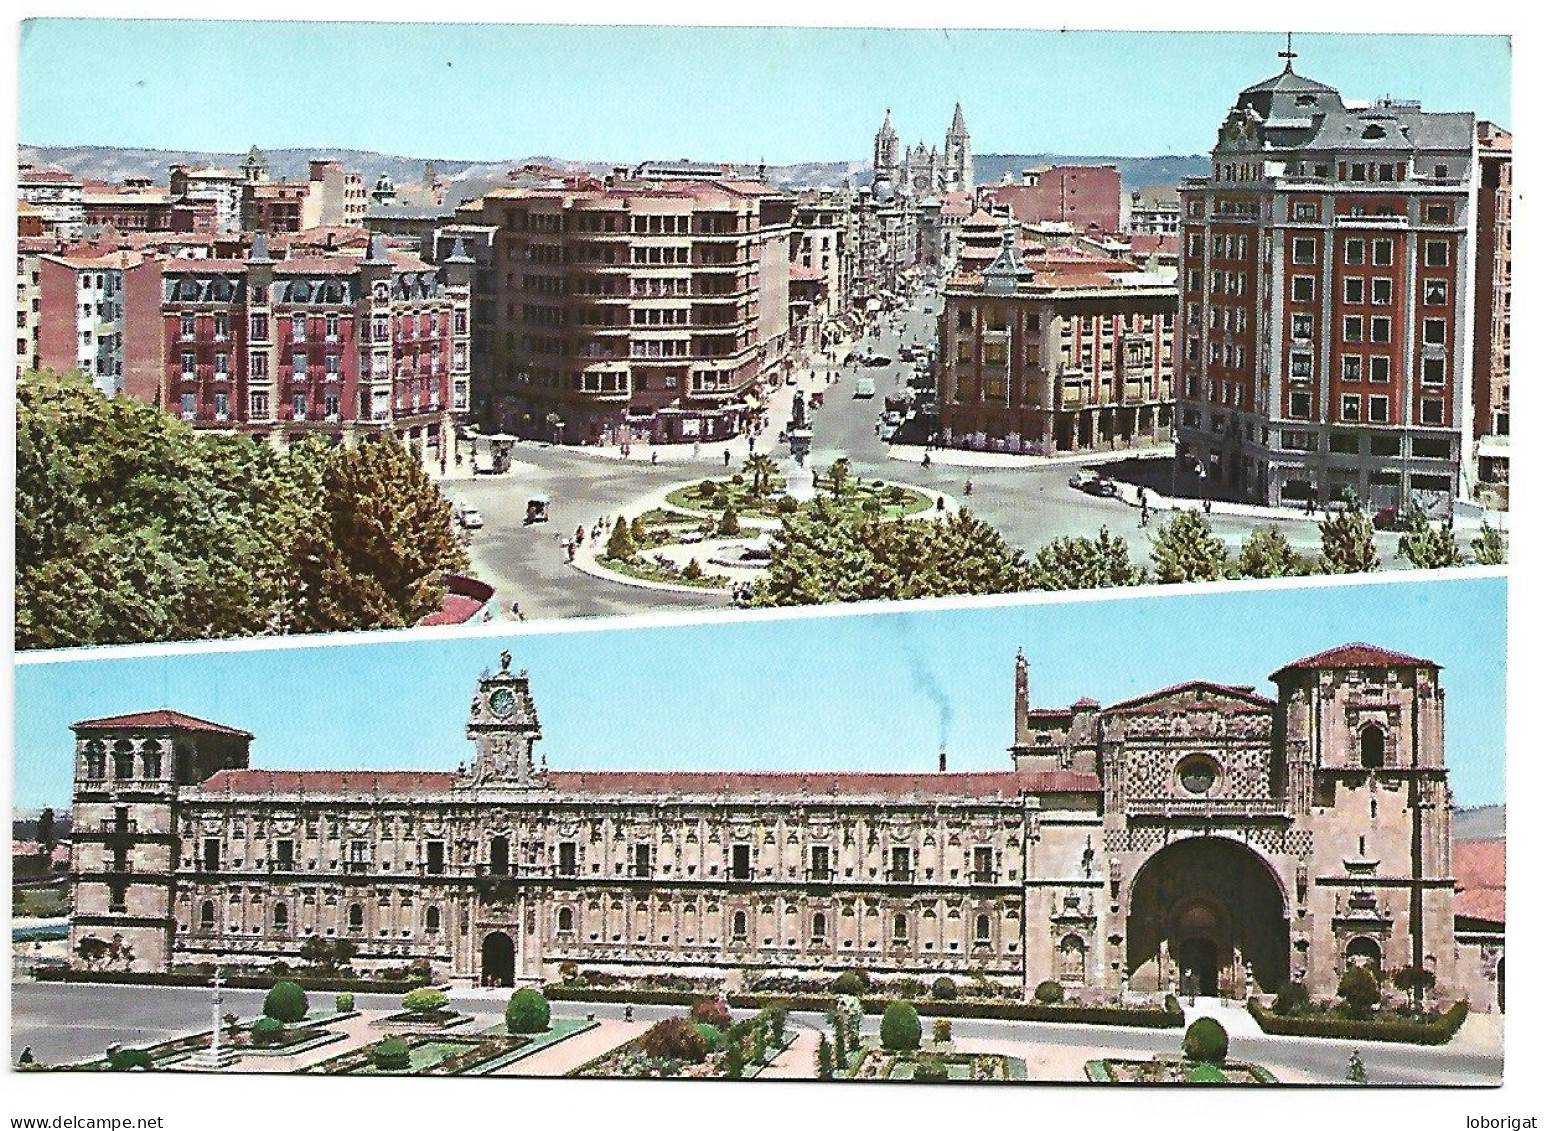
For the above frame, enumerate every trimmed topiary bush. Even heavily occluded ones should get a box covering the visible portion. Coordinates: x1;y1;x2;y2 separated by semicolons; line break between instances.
1034;980;1065;1005
250;1016;286;1046
913;1058;950;1083
334;992;355;1013
263;980;309;1024
879;1001;922;1051
505;988;551;1034
932;1017;953;1044
1272;980;1309;1016
931;977;958;1001
1337;965;1382;1018
831;969;870;996
1187;1062;1228;1083
371;1036;411;1071
401;986;448;1014
1182;1017;1229;1064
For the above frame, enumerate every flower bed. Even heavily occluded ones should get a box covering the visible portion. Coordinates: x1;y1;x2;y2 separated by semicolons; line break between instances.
598;554;729;590
1086;1058;1278;1084
1246;999;1468;1045
664;477;933;523
850;1047;1021;1083
368;1008;473;1031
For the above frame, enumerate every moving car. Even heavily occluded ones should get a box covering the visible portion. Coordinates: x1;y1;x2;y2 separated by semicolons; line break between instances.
864;354;892;367
524;497;549;524
855;377;877;398
1068;471;1119;498
898;345;916;362
459;507;485;529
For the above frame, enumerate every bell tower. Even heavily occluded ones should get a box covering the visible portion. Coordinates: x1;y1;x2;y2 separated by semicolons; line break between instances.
462;651;547;789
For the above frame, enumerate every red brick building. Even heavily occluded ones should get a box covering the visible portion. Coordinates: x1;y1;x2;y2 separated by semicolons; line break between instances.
1175;59;1478;512
1470;123;1511;492
980;166;1124;238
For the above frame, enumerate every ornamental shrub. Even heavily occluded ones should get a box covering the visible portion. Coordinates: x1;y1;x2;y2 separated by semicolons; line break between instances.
775;495;799;515
722;1040;746;1079
334;992;355;1013
691;998;733;1030
931;977;958;1001
371;1036;411;1071
1182;1017;1229;1064
640;1017;710;1063
891;976;926;999
698;480;717;498
695;1022;725;1051
831;969;870;996
401;987;448;1014
817;1033;834;1079
1272;981;1310;1016
1033;980;1065;1005
717;507;741;536
879;1001;922;1052
263;980;309;1024
505;988;551;1034
251;1017;285;1046
558;961;579;982
1186;1062;1228;1084
107;1047;154;1071
914;1058;950;1083
1337;966;1382;1018
932;1017;953;1044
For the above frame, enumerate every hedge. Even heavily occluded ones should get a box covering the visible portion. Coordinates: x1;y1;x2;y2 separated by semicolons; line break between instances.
1246;1000;1469;1045
539;985;1184;1029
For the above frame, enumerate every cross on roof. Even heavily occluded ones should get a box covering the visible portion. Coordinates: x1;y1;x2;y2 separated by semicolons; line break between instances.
1279;31;1298;71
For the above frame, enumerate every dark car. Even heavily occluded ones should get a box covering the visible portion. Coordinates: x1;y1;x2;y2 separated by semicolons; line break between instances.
864;354;893;367
1069;471;1118;498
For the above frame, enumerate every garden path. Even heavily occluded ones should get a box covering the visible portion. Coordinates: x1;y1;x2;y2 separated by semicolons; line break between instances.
488;1018;633;1077
758;1028;820;1079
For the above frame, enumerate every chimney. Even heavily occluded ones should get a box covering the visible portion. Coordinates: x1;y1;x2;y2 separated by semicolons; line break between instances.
938;745;947;773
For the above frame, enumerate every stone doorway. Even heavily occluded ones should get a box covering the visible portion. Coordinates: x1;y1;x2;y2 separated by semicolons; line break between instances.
481;930;515;987
1126;836;1289;998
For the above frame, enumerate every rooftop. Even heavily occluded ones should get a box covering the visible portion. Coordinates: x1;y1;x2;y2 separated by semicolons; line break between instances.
73;709;253;738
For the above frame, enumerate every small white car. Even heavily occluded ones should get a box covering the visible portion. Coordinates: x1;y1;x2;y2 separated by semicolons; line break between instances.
459;508;485;529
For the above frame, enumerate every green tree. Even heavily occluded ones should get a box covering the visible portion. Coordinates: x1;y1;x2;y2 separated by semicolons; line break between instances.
1236;527;1310;579
744;453;778;497
371;1036;411;1071
1398;512;1465;570
879;1001;922;1051
505;988;551;1033
1471;522;1508;565
1182;1017;1229;1064
1337;965;1382;1019
1150;510;1228;583
1319;508;1380;574
35;808;56;854
263;981;309;1024
287;440;467;633
817;1032;834;1079
605;516;636;560
717;507;742;536
1029;527;1144;590
1391;964;1437;1012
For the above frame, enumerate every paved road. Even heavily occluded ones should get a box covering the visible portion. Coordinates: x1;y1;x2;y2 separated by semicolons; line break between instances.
12;980;1499;1084
436;283;1412;621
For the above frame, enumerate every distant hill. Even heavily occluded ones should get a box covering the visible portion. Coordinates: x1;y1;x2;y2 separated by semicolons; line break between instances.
21;144;1207;195
1455;805;1505;841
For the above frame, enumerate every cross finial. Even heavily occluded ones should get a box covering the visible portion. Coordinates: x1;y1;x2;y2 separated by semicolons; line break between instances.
1279;31;1297;71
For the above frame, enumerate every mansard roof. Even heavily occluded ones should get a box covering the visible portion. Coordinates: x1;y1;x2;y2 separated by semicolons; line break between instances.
1272;643;1438;679
189;767;1099;799
74;710;252;737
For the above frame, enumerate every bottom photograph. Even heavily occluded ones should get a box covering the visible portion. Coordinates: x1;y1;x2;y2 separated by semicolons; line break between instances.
12;574;1505;1086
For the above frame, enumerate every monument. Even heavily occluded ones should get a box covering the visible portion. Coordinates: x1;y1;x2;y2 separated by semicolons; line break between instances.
782;390;817;502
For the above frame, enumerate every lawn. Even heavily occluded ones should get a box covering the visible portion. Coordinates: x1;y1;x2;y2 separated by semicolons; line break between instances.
664;477;934;523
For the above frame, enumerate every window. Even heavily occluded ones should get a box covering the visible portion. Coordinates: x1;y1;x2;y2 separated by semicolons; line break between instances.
1423;319;1447;345
200;900;216;930
1345;238;1365;265
1424;279;1448;306
732;910;747;939
1343;277;1364;304
292;393;306;420
1292;238;1315;264
181;351;196;375
731;844;751;881
1425;203;1451;223
273;903;289;929
1291;276;1314;302
811;911;827;942
889;846;911;882
1369;395;1389;423
250;313;268;340
213;312;228;339
347;903;364;931
291;350;306;376
557;907;574;932
1342;394;1361;421
633;843;652;878
1360;726;1386;769
810;845;832;881
1371;278;1392;305
141;740;161;779
1372;239;1393;267
973;846;994;883
1425;239;1449;267
1290;351;1313;380
558;842;577;876
1343;316;1363;343
180;312;195;338
975;914;991;944
1420;399;1445;425
1342;356;1362;381
426;906;441;933
1422;357;1446;386
275;839;294;869
1292;202;1319;221
325;354;340;376
1291;313;1313;340
892;913;908;944
250;391;269;418
1289;390;1312;419
1369;356;1391;383
202;837;221;873
84;741;106;780
1370;317;1391;344
325;313;340;339
291;313;306;342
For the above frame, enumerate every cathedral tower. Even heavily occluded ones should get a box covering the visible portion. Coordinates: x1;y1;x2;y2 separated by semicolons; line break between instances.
945;102;973;193
873;109;901;185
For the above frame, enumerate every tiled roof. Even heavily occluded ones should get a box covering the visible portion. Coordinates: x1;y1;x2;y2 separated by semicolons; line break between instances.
1452;838;1505;924
74;709;252;737
1105;680;1274;713
197;770;452;794
1272;643;1437;678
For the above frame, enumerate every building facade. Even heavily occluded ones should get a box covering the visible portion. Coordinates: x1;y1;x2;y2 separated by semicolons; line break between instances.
1174;59;1478;512
872;105;973;199
67;644;1499;1011
981;166;1125;237
1469;123;1511;493
938;230;1176;454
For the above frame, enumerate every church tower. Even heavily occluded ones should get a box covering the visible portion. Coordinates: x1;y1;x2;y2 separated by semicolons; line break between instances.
460;651;547;789
873;109;901;185
945;102;973;193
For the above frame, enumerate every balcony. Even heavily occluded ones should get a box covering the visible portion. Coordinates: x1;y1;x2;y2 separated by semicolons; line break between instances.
98;818;139;834
970;871;998;885
886;869;915;884
1124;797;1289;819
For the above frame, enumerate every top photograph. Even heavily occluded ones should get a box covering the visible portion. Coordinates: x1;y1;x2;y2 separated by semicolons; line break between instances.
14;22;1512;649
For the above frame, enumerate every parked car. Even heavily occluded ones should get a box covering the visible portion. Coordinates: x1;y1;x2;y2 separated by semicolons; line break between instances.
459;507;485;529
898;346;916;362
864;354;893;367
1373;505;1400;531
1068;471;1119;498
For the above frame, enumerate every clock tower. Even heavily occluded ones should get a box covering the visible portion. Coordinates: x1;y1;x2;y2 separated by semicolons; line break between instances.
461;651;547;789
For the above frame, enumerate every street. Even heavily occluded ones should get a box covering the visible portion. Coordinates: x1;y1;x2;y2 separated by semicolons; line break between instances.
440;280;1412;621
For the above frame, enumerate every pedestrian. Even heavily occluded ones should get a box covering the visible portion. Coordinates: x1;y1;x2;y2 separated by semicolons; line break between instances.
510;601;524;622
18;1045;33;1066
652;450;659;465
1203;495;1212;515
1347;1050;1367;1084
936;496;945;512
692;441;701;461
566;541;576;563
624;1004;635;1024
964;479;973;497
922;452;931;469
576;524;586;545
723;448;731;468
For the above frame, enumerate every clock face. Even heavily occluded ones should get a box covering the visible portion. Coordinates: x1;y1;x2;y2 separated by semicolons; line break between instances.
489;688;517;719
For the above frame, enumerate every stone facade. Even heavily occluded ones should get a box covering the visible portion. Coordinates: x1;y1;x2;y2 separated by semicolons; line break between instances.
68;644;1495;1009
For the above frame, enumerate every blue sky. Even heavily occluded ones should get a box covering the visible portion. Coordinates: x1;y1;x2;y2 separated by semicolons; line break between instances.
17;22;1510;163
13;576;1505;810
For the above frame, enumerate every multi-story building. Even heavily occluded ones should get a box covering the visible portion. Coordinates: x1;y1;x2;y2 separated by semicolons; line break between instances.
1128;185;1183;236
82;178;216;234
141;233;471;457
35;249;145;395
981;166;1125;238
450;179;793;444
938;229;1176;454
1175;58;1478;512
18;165;86;240
169;165;246;234
1470;123;1511;494
66;643;1501;1013
789;190;851;349
16;239;46;378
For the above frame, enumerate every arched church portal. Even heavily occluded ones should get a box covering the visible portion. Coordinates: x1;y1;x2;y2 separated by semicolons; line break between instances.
1126;837;1289;998
481;930;516;987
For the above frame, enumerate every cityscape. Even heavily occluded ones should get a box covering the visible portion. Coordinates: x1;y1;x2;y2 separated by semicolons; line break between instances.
14;25;1512;647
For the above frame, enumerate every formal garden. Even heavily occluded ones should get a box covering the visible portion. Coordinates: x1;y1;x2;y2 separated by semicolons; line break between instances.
1086;1017;1277;1085
1245;965;1470;1045
823;997;1027;1083
573;999;793;1079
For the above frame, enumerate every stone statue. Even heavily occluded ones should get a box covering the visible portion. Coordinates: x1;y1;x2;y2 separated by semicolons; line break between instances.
790;390;808;432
